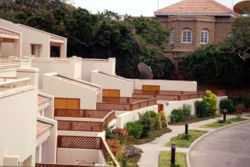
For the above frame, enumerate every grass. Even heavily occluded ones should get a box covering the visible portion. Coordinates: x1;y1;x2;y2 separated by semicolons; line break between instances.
127;155;140;167
166;130;207;148
169;114;221;125
201;117;248;128
129;127;172;145
159;151;186;167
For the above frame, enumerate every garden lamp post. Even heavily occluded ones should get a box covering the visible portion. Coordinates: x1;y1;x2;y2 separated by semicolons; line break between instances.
171;143;176;165
223;109;228;122
185;120;189;135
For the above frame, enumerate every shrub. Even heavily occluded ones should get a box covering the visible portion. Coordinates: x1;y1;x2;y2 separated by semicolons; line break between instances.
138;111;159;131
183;104;191;117
171;109;184;123
220;99;235;113
126;121;144;139
203;90;218;114
159;110;168;128
105;128;112;139
195;101;210;118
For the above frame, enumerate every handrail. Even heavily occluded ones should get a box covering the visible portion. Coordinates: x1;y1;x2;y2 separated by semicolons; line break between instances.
98;71;133;83
0;78;30;90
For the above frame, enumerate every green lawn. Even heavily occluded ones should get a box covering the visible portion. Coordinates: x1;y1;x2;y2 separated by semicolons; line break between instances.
169;114;221;125
159;151;186;167
201;117;248;129
166;130;207;148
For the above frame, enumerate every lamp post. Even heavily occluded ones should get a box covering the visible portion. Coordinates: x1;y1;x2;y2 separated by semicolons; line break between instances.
223;109;228;122
171;143;176;165
185;120;189;135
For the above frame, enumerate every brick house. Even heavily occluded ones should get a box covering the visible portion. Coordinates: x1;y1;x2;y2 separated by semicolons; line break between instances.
154;0;240;54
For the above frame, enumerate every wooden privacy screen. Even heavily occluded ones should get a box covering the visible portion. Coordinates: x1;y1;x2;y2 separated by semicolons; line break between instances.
103;89;120;97
142;85;160;91
54;98;80;109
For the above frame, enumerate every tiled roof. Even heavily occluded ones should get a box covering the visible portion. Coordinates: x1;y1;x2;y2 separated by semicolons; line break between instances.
36;121;52;137
155;0;240;17
38;95;50;105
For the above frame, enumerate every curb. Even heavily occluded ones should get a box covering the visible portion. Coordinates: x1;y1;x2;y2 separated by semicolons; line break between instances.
186;119;250;167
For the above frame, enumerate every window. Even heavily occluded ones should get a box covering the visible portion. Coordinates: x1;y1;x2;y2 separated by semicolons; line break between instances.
182;30;192;43
170;30;175;43
201;30;209;44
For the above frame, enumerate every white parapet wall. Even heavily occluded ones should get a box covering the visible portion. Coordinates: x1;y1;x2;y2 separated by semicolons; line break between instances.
0;80;37;166
116;105;158;128
31;57;82;89
91;70;134;97
82;58;116;82
57;148;106;165
42;73;101;110
134;79;197;92
159;96;228;119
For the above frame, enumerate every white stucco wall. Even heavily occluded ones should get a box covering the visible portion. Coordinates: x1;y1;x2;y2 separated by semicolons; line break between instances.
32;58;81;89
57;148;106;165
116;105;158;128
134;79;197;91
42;73;100;109
82;58;116;82
91;70;134;97
0;87;37;166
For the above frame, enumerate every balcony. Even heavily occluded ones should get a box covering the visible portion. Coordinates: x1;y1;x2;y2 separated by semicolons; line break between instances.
133;90;205;101
55;109;115;132
96;97;157;111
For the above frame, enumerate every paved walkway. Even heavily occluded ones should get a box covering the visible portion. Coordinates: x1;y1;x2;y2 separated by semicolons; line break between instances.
136;115;236;167
190;121;250;167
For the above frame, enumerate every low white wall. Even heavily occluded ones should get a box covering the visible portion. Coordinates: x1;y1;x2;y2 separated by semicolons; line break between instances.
134;79;197;91
91;70;134;97
116;105;158;128
42;73;99;109
159;96;228;119
0;69;16;78
32;57;81;89
82;58;116;82
0;86;37;166
57;148;106;165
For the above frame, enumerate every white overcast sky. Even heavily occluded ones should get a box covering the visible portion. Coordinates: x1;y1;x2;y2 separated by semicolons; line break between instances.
67;0;242;16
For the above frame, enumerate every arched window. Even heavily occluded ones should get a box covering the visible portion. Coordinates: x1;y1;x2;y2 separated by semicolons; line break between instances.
170;29;175;43
182;29;192;43
200;30;209;44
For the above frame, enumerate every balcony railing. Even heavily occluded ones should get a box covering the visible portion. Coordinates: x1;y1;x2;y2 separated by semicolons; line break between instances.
133;90;205;101
57;136;119;167
0;78;31;91
55;109;111;118
36;163;96;167
56;110;115;132
97;97;157;111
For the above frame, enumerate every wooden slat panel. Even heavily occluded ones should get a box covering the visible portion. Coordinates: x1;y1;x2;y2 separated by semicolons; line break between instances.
142;85;160;91
54;98;80;109
102;89;120;97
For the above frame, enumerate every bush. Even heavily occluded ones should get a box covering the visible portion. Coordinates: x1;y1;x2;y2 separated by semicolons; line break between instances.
138;111;159;131
158;110;168;128
220;99;235;113
171;109;184;123
183;104;191;117
195;101;210;118
126;122;144;139
231;97;250;108
203;90;218;114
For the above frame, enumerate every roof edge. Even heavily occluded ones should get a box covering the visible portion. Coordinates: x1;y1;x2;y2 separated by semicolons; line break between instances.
154;12;238;18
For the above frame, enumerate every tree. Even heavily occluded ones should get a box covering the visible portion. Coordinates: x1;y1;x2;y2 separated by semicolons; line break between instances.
218;17;250;61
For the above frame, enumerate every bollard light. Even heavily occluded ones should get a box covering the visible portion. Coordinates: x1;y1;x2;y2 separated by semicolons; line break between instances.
223;109;228;122
185;120;189;135
171;143;176;165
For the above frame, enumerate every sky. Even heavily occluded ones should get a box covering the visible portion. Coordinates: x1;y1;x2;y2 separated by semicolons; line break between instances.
67;0;242;16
